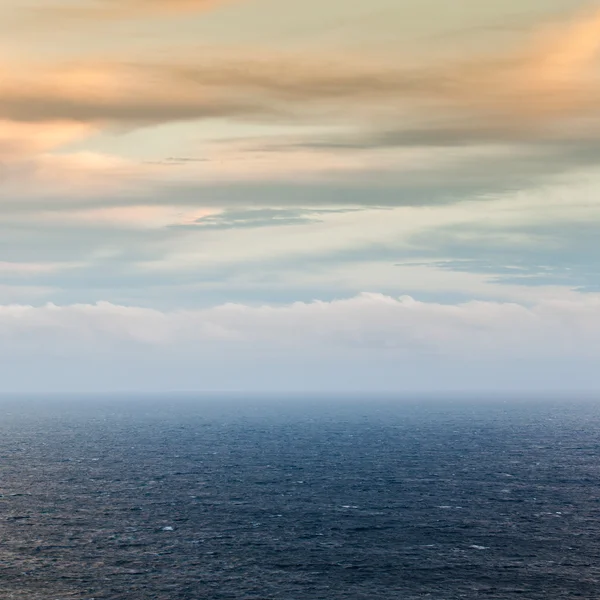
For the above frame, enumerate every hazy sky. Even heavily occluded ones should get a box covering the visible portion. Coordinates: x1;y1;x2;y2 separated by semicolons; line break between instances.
2;0;600;392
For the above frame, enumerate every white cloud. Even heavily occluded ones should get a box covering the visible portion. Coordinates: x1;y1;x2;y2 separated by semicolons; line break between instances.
2;293;600;358
3;292;600;392
0;261;83;275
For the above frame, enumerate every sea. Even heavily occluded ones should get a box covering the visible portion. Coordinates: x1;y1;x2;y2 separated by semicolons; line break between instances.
0;395;598;599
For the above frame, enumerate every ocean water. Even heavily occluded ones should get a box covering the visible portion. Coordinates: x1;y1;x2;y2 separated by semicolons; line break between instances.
0;396;599;599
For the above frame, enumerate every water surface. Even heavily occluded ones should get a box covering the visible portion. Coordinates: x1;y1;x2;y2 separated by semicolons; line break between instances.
0;396;598;599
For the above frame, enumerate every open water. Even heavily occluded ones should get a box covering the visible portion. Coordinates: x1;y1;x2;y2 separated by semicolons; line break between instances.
0;396;599;599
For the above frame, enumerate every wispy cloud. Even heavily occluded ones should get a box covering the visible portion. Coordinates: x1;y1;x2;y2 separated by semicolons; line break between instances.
175;207;363;230
27;0;235;21
2;7;600;146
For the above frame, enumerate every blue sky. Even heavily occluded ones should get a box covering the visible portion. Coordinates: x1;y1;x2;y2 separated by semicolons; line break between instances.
1;0;600;391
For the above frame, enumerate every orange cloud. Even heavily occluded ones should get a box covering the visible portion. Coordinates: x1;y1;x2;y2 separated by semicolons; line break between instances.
533;7;600;84
444;7;600;124
0;120;93;157
0;7;599;148
34;0;234;20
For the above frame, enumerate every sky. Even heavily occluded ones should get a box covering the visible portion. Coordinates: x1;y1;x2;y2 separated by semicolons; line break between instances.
2;0;600;392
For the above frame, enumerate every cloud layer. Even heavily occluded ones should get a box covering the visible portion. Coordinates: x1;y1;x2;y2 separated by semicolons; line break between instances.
4;7;600;131
0;6;599;209
28;0;235;21
4;293;600;358
3;293;600;392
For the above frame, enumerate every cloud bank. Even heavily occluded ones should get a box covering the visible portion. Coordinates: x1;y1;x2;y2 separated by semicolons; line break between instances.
3;293;600;392
3;293;600;358
1;6;599;208
4;7;600;132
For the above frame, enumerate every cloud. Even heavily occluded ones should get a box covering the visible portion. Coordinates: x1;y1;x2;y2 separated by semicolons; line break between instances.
33;205;214;229
0;151;162;201
28;0;235;21
3;291;600;392
0;5;597;207
0;120;93;157
0;261;82;276
130;7;600;132
3;293;600;359
173;208;365;230
406;218;600;291
0;64;256;125
0;6;598;130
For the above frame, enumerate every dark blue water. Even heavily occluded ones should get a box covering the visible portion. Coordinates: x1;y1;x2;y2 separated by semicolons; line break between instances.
0;396;599;599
